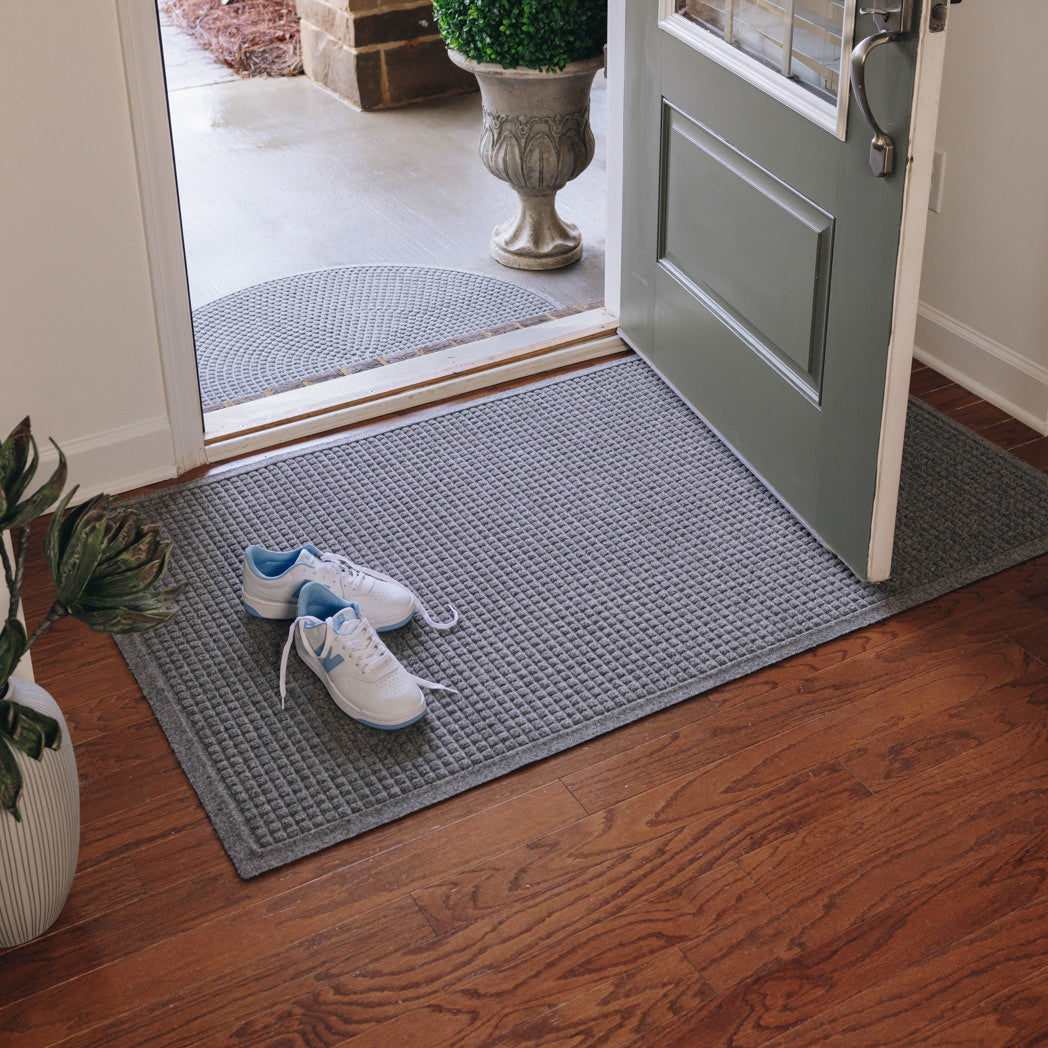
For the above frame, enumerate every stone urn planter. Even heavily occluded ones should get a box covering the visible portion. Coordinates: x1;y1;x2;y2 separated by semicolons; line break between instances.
0;676;79;948
448;50;603;271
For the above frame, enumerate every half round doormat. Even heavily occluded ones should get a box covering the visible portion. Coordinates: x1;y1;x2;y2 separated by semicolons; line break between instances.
115;358;1048;878
193;265;561;410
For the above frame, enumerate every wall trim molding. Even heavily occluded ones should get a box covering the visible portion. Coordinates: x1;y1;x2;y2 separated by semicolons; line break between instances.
37;416;179;501
914;302;1048;435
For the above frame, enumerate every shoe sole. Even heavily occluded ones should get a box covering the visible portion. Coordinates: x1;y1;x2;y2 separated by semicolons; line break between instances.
293;631;427;730
242;596;414;632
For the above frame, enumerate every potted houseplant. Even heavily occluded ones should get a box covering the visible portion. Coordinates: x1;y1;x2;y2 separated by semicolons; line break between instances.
432;0;607;270
0;417;183;947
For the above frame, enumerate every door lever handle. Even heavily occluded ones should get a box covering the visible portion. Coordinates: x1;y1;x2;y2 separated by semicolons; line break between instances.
850;29;904;177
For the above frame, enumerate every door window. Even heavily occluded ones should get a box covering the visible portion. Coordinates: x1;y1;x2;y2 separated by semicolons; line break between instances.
660;0;856;137
677;0;846;101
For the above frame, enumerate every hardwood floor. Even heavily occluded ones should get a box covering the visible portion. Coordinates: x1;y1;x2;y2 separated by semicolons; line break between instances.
5;360;1048;1047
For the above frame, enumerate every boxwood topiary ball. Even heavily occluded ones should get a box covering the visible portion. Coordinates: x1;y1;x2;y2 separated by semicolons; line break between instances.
432;0;607;71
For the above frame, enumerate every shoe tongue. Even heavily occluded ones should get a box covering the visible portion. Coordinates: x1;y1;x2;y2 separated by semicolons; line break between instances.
296;548;321;568
330;605;363;633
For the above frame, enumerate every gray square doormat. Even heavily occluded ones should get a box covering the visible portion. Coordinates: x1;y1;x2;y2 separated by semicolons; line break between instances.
115;358;1048;877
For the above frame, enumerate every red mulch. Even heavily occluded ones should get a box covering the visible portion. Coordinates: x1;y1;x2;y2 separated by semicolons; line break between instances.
163;0;302;78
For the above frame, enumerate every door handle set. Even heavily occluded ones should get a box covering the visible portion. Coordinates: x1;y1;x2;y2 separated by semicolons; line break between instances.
849;0;913;177
850;0;961;177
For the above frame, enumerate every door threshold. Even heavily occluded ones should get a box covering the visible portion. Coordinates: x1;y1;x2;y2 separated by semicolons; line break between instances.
204;308;620;462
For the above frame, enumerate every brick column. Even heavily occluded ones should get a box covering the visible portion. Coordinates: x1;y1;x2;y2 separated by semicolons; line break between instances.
295;0;476;110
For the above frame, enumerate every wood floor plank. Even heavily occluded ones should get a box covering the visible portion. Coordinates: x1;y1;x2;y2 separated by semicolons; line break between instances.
837;642;1048;789
72;716;184;796
1010;436;1048;472
75;766;204;870
688;815;1048;996
481;949;713;1048
648;830;1048;1048
96;860;742;1048
920;383;983;417
59;686;157;747
563;639;1041;814
0;889;432;1048
973;414;1043;451
249;864;760;1048
342;950;713;1048
707;581;1048;715
968;552;1048;597
26;851;147;948
939;397;1015;437
738;721;1048;900
2;781;583;1021
413;752;866;937
754;886;1048;1048
1014;617;1048;666
908;364;953;397
916;965;1048;1048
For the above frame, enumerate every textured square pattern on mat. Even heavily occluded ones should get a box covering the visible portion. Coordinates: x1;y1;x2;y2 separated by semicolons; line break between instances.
193;266;560;410
116;358;1048;877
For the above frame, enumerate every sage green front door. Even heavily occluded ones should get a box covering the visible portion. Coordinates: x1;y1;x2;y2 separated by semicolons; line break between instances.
620;0;949;580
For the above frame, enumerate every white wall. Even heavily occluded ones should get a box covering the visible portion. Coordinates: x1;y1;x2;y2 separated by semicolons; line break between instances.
915;0;1048;432
0;1;180;498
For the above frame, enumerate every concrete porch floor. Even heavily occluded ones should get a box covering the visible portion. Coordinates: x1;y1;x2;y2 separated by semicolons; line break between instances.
158;10;607;313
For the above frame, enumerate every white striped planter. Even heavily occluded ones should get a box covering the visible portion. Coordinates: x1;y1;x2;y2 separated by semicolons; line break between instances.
0;676;80;948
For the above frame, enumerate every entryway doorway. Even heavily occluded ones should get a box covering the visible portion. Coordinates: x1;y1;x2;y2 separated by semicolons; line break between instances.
156;4;618;459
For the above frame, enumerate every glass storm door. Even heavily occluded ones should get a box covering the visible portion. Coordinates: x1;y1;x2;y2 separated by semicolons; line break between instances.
619;0;951;580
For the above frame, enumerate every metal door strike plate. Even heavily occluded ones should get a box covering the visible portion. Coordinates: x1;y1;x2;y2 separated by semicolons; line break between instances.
858;0;913;35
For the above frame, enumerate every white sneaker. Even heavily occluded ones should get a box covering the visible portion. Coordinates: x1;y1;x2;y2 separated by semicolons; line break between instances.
278;582;455;729
242;543;458;631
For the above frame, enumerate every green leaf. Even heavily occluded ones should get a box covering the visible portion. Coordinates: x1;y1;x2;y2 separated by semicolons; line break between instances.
74;605;179;633
433;0;605;69
0;738;24;821
50;494;110;606
80;556;167;601
0;619;28;686
95;513;145;568
91;528;162;581
3;431;39;516
2;439;67;531
0;417;31;491
2;700;61;757
5;710;44;759
43;485;79;576
57;495;98;556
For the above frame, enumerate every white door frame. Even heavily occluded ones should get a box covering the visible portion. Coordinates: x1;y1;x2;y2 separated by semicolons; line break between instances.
867;6;949;579
115;0;630;472
116;0;205;474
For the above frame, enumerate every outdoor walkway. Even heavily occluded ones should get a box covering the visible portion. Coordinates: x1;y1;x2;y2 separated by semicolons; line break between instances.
159;9;607;312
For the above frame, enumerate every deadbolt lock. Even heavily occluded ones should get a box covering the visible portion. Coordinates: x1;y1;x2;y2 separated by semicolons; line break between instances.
930;0;961;33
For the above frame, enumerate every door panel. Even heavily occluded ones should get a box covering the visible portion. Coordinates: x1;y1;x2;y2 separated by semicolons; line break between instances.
621;0;936;578
660;107;834;397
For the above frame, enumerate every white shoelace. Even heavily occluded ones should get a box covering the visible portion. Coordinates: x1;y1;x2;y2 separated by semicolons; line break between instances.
278;615;456;709
317;552;460;630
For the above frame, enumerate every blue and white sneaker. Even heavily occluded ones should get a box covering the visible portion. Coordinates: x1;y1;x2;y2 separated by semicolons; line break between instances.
242;543;458;631
278;582;455;729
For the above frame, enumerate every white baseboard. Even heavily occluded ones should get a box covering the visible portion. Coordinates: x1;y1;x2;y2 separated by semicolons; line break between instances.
37;416;179;501
914;303;1048;435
